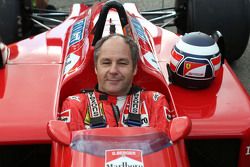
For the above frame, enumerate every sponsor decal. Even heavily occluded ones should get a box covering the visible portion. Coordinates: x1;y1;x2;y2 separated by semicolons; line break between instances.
105;149;144;167
185;63;191;70
163;106;172;122
140;115;149;126
144;52;160;71
87;92;101;118
68;96;81;102
131;18;147;42
63;53;80;75
246;146;250;156
141;101;149;127
69;19;85;46
183;61;207;78
153;92;161;102
58;109;71;122
130;92;140;114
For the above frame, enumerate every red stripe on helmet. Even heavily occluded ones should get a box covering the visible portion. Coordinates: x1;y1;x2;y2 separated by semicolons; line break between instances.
171;49;183;61
211;54;221;65
170;62;176;72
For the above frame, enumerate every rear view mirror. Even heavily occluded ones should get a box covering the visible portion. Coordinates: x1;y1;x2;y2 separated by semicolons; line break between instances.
169;116;191;142
47;120;71;145
0;42;9;68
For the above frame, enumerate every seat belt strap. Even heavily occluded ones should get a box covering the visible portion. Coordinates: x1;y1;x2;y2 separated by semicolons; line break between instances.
126;91;142;127
87;92;106;128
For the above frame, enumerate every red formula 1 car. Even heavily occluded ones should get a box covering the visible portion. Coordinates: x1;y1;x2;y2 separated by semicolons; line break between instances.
0;0;250;167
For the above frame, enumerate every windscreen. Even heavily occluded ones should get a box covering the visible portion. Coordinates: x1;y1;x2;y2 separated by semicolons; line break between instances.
71;130;172;157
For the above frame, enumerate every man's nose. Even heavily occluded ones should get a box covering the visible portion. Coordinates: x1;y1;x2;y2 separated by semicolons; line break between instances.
109;63;118;74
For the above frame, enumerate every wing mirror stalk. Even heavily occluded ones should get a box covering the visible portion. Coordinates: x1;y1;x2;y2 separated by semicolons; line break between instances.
47;120;71;145
169;116;191;142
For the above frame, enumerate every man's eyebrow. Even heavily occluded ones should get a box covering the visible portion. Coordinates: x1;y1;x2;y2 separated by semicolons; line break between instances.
118;58;129;62
99;58;130;62
100;58;111;61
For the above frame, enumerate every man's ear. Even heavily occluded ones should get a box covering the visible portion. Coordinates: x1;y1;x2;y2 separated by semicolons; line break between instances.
95;66;97;74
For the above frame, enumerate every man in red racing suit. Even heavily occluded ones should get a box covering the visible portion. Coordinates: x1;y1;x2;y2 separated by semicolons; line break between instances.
58;34;175;132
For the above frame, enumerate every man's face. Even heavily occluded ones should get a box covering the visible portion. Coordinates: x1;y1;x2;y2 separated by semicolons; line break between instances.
95;36;137;96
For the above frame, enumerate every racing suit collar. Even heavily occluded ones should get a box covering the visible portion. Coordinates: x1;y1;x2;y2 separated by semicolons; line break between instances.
94;84;142;99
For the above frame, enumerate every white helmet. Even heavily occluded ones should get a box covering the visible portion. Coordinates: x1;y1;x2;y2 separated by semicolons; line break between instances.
167;32;222;89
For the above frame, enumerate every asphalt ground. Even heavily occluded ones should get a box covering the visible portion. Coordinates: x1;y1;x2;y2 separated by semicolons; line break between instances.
49;0;250;94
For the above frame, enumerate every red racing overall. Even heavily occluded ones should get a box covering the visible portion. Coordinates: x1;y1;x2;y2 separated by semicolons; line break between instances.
58;87;176;133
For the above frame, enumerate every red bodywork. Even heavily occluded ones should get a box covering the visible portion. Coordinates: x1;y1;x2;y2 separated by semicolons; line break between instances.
0;1;249;166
